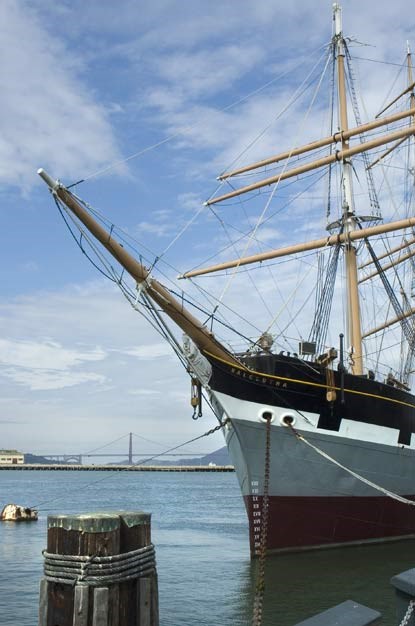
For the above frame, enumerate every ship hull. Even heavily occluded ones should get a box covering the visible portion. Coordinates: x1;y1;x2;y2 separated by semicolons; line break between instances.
204;352;415;555
225;416;415;554
244;493;415;554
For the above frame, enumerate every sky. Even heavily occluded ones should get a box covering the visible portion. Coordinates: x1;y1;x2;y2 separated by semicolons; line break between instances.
1;0;414;458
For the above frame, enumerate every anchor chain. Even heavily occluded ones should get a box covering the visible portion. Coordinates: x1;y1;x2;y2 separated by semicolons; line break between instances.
203;418;230;437
399;600;415;626
252;415;272;626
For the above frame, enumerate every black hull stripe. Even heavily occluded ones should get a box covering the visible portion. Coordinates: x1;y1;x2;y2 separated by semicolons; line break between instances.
204;350;415;410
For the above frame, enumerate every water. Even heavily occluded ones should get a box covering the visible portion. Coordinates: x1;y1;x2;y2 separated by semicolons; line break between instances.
0;470;414;625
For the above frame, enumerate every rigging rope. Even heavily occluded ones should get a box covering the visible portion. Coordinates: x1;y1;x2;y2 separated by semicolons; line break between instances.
72;49;327;188
197;170;330;349
156;202;206;266
353;56;414;69
288;424;415;506
262;261;317;339
43;544;156;586
30;419;230;511
326;41;336;222
212;49;333;316
205;206;276;327
54;198;119;284
206;48;330;205
55;192;260;353
363;232;415;361
308;243;341;354
345;44;380;215
65;164;333;356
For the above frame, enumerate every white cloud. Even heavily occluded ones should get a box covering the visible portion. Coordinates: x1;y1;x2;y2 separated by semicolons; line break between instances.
1;0;413;455
0;282;218;453
128;388;161;396
0;338;106;370
0;0;122;189
118;343;174;359
135;221;173;238
0;338;108;391
20;261;39;273
1;366;106;391
152;44;265;101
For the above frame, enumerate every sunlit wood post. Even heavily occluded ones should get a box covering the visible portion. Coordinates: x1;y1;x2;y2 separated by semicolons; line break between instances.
38;511;158;626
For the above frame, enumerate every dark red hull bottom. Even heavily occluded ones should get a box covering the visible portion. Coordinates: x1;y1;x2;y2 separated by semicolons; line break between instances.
245;495;415;555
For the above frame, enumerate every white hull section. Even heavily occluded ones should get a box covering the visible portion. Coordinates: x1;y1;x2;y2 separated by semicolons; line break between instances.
212;390;415;499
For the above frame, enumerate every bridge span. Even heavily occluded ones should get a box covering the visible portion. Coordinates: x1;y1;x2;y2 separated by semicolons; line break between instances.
42;452;210;465
38;433;215;465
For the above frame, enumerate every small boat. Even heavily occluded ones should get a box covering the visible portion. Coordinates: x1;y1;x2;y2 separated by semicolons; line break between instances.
38;4;415;555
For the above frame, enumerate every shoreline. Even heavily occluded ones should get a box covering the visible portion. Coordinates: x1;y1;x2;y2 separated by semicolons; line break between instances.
0;463;235;472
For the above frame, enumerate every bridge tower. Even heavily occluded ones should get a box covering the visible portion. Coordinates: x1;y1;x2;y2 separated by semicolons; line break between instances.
128;432;133;465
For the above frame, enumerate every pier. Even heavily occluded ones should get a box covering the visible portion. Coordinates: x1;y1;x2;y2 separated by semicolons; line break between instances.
0;463;234;472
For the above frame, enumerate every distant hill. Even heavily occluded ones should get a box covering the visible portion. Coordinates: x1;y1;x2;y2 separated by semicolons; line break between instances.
24;453;65;464
23;447;232;467
111;446;232;467
147;446;231;466
176;446;232;466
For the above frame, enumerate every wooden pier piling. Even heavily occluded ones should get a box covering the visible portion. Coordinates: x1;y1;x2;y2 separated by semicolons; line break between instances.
39;511;158;626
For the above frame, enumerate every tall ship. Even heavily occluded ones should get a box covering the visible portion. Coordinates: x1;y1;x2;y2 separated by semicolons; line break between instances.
39;4;415;556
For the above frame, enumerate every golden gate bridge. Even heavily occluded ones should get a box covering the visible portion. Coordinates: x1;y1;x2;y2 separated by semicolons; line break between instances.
40;432;211;465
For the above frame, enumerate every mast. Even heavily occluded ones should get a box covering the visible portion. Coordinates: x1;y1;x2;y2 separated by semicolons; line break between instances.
403;43;415;383
218;106;415;181
408;44;415;302
180;215;415;276
333;3;363;375
206;121;415;205
37;169;240;368
409;43;415;125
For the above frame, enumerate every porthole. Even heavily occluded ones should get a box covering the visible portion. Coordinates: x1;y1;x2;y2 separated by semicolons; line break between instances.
280;413;296;427
259;409;275;423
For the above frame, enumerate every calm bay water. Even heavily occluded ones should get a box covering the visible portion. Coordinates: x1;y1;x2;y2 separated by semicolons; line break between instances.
0;469;414;625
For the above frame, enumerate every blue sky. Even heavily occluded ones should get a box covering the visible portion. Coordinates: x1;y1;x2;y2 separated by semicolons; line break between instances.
1;0;414;457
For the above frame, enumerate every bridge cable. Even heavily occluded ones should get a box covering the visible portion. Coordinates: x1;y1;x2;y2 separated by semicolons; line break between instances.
29;419;230;511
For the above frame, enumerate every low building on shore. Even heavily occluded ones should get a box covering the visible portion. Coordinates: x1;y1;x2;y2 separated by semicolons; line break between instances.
0;450;24;465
